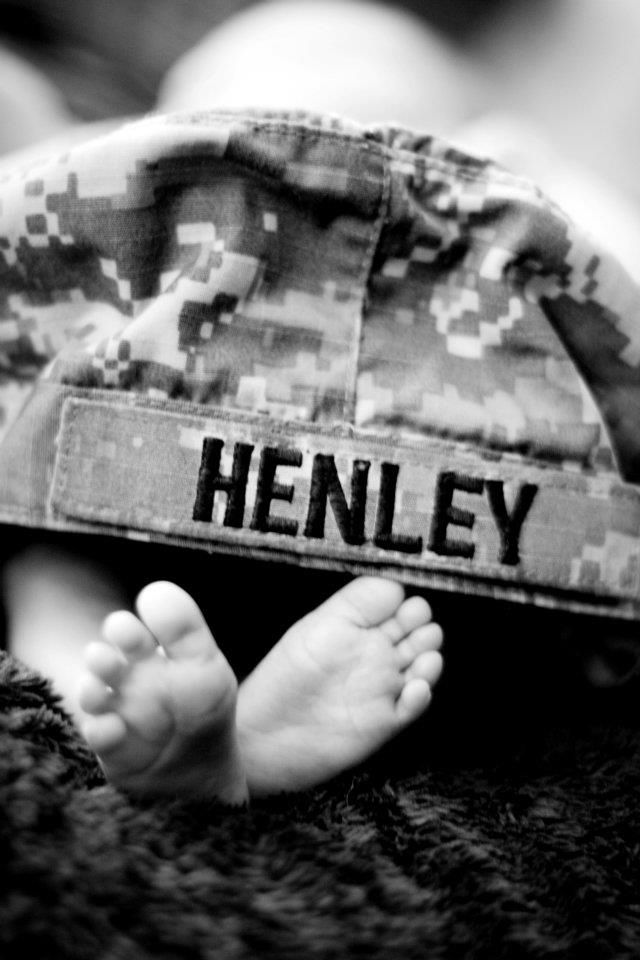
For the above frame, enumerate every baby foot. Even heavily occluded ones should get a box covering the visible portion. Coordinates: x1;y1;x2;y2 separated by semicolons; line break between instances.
237;577;443;795
77;582;247;804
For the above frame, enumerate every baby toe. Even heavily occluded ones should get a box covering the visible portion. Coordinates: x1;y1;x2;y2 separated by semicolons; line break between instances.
380;595;431;645
405;649;443;686
81;712;127;755
396;677;432;725
103;610;157;661
395;595;432;635
136;581;219;661
77;673;114;715
321;576;405;630
85;640;128;688
396;622;443;669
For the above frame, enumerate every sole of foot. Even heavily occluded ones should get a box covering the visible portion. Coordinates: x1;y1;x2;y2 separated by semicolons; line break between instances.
236;576;443;795
78;581;248;803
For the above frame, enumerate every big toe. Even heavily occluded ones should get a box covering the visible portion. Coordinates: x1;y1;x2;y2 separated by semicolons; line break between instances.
136;581;218;661
319;576;405;628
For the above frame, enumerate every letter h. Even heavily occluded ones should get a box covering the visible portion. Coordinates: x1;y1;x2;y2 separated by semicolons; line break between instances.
193;437;254;527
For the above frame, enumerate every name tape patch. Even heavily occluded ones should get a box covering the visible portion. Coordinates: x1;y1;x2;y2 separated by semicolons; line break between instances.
51;399;640;600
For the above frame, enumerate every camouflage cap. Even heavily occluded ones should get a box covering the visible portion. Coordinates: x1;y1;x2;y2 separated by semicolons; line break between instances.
1;109;639;620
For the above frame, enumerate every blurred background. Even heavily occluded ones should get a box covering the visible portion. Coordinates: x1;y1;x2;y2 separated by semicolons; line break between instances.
0;0;513;119
0;0;638;258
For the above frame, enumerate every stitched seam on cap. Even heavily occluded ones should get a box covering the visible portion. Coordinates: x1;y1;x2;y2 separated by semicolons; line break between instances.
341;145;390;427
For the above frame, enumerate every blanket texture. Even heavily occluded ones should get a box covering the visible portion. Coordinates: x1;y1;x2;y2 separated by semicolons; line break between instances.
1;634;640;959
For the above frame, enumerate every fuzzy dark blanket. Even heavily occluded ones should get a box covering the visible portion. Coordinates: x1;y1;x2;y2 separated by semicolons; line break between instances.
2;627;640;960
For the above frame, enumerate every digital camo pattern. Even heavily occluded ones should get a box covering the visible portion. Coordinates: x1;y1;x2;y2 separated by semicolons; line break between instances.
360;128;638;475
1;110;640;615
